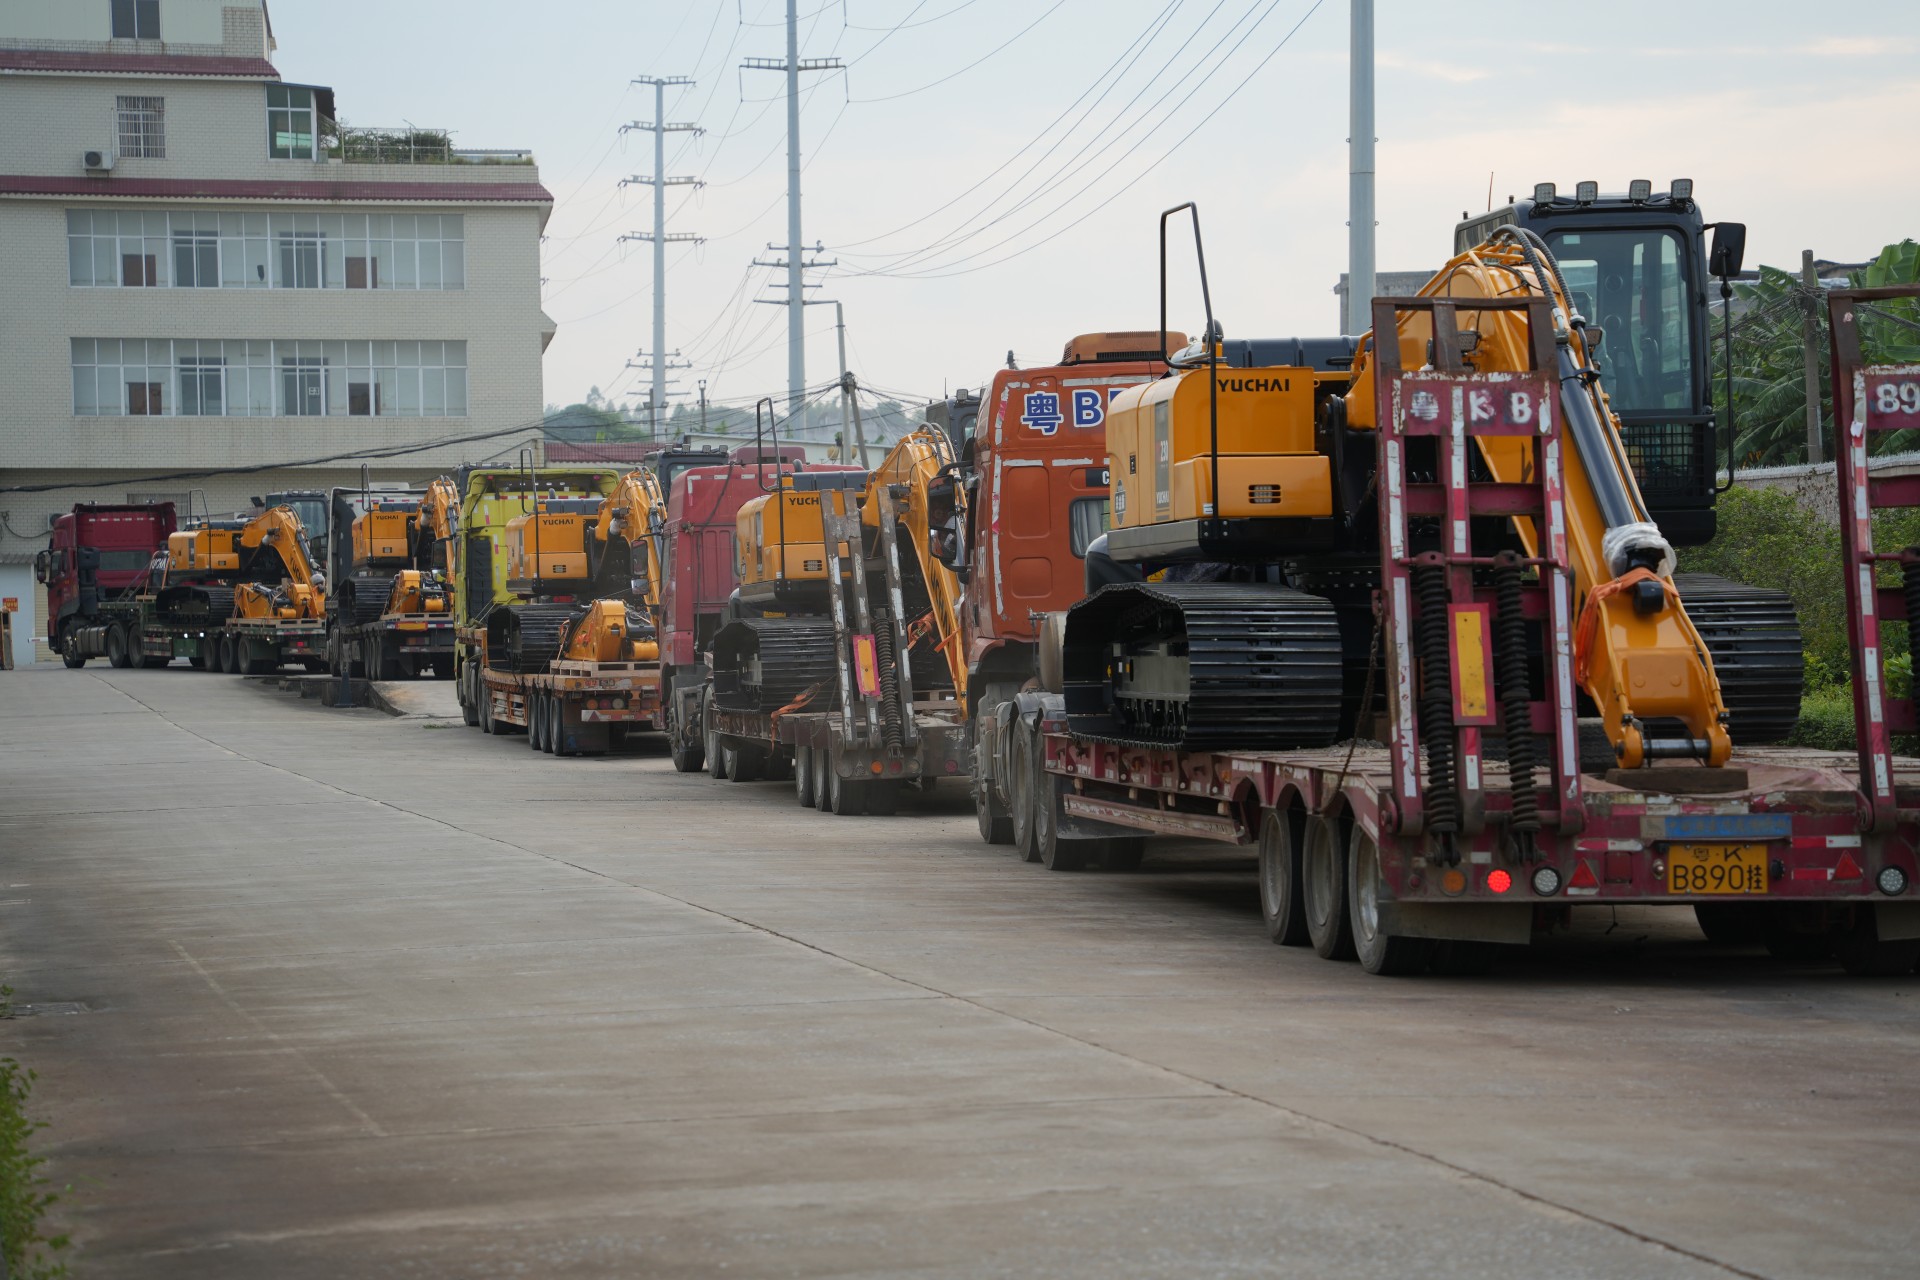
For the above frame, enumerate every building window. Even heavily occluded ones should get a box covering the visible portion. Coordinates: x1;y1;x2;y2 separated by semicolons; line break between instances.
110;0;160;39
275;230;324;288
116;95;165;159
268;86;317;160
173;230;218;287
73;339;467;418
178;357;225;415
68;208;465;291
281;357;327;416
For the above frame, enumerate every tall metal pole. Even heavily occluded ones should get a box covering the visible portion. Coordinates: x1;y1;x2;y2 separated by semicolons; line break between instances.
784;0;804;412
1346;0;1375;337
833;301;870;467
1800;249;1825;465
651;79;667;429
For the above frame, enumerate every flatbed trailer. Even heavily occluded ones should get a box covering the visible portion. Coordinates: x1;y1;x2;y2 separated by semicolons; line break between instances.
1038;728;1918;947
74;598;325;673
334;613;455;679
473;646;664;756
708;702;968;814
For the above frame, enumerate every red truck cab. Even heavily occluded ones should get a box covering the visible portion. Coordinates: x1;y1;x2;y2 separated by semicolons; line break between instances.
35;503;177;665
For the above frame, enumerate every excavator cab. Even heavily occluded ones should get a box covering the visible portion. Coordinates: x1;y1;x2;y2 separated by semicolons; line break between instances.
1455;181;1740;547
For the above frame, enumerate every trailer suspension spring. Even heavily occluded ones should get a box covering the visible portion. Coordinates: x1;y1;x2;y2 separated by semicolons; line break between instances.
1414;563;1460;859
875;613;905;752
1492;553;1539;860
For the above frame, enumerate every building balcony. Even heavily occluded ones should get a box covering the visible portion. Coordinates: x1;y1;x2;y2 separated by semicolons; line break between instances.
326;122;533;167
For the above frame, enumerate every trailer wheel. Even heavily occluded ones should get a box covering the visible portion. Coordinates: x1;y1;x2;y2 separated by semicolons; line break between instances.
106;624;131;668
669;699;705;773
1834;908;1920;976
794;744;817;807
460;663;480;727
376;638;402;681
828;765;867;815
1009;721;1040;863
217;633;236;674
1303;814;1356;961
1348;823;1432;975
727;744;765;782
529;693;547;752
1257;808;1310;946
552;696;578;757
812;746;832;811
1035;775;1084;871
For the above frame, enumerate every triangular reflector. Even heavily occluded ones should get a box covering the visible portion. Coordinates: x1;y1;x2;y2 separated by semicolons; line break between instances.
1569;859;1601;889
1834;851;1864;880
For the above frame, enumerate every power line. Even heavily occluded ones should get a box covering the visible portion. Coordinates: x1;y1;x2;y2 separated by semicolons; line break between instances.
848;0;1067;103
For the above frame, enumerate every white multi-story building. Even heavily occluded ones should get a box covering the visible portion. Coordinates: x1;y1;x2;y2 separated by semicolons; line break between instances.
0;0;553;661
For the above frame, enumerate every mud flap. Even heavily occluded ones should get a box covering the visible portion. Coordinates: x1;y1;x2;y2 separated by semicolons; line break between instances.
1872;902;1920;942
1374;902;1532;945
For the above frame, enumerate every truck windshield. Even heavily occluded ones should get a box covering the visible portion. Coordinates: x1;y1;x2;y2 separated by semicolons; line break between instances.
1546;228;1693;414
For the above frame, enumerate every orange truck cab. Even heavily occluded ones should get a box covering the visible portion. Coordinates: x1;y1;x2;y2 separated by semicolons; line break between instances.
953;330;1179;842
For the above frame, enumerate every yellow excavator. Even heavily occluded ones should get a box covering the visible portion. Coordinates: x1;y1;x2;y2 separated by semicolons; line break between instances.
551;469;670;666
486;490;602;673
388;475;460;618
161;506;324;623
1072;210;1740;774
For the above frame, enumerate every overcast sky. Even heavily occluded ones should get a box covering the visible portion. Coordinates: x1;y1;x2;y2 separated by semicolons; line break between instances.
271;0;1920;417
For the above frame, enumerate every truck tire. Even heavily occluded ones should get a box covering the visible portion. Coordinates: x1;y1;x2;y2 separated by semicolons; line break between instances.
972;731;1013;845
1009;721;1040;863
703;697;727;779
218;633;237;674
1348;822;1432;976
376;638;402;681
460;664;480;727
828;766;866;816
189;647;210;671
106;624;132;668
529;692;547;752
728;744;765;782
812;746;832;812
669;697;705;773
553;696;578;757
1303;814;1356;961
1257;808;1310;946
431;656;454;680
1035;774;1084;871
794;744;817;807
61;638;88;669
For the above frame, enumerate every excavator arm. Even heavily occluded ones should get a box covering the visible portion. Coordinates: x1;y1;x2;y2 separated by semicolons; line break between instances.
860;427;971;704
235;505;327;621
592;470;669;609
1343;229;1732;769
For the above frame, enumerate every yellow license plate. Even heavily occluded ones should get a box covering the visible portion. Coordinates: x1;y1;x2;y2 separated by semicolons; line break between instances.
1666;843;1769;895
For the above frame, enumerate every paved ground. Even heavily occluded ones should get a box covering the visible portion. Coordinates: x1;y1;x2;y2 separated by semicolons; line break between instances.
3;664;1917;1278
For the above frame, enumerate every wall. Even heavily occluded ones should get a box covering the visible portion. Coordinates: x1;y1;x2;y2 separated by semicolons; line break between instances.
0;564;38;666
0;0;245;51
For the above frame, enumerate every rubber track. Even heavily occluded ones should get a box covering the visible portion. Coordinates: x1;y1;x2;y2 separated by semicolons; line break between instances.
342;574;394;625
503;604;581;674
1062;582;1345;751
1673;573;1804;746
155;584;234;623
711;617;840;713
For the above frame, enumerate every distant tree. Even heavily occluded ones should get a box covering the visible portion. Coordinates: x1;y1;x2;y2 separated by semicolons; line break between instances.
543;401;627;443
1715;239;1920;467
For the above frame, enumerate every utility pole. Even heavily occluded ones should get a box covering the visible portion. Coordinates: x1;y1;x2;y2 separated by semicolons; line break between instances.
744;1;843;412
620;75;703;433
698;378;708;435
1345;0;1376;337
830;300;870;467
1800;249;1825;465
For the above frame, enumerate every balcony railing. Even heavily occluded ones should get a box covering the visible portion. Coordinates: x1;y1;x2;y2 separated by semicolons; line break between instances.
323;122;534;166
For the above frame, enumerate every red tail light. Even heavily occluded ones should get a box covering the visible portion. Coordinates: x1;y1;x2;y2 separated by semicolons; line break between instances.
1486;869;1513;894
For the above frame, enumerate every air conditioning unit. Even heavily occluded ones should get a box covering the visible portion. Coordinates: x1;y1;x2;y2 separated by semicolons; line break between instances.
83;149;115;172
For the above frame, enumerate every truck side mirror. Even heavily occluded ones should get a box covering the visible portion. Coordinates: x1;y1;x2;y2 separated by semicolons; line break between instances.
32;550;48;584
1708;222;1746;279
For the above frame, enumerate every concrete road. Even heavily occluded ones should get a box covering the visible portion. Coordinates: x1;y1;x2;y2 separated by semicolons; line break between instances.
2;665;1917;1279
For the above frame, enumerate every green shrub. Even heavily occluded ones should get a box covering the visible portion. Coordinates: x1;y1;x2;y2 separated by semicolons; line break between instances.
0;1003;69;1280
1787;684;1859;752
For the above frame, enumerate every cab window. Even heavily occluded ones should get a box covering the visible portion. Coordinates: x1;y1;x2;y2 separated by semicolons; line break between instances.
1549;228;1692;413
1069;497;1111;557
